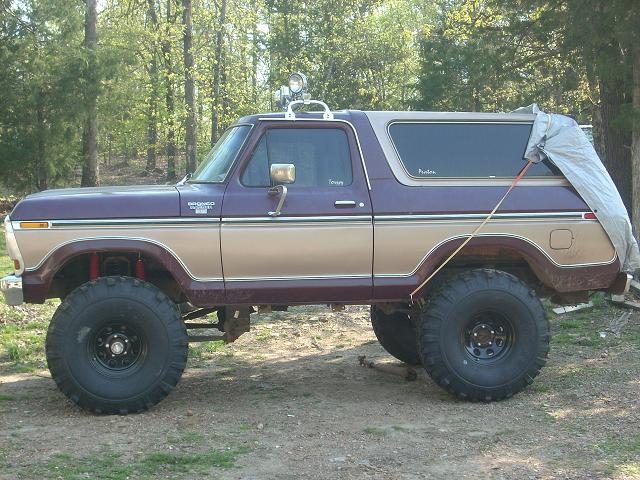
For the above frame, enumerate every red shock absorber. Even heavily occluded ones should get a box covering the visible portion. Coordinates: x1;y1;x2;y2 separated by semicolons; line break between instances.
135;256;145;280
89;253;100;280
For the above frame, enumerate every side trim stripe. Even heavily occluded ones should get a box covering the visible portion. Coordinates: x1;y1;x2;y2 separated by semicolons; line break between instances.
227;274;371;282
24;235;223;282
374;212;588;222
15;211;590;230
222;216;372;224
374;232;618;278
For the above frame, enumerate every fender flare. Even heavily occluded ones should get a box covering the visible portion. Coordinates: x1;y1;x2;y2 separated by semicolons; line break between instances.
374;235;620;299
413;235;620;292
22;238;224;305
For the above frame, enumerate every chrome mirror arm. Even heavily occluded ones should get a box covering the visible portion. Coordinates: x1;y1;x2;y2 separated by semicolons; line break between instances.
268;185;288;217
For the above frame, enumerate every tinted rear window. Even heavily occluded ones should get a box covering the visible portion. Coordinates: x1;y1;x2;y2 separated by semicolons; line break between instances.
388;123;560;178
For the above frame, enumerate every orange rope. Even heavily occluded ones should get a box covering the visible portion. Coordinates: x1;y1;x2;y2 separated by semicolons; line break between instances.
409;160;534;303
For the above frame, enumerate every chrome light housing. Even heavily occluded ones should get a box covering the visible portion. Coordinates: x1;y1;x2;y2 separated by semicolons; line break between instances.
288;72;307;95
4;216;24;275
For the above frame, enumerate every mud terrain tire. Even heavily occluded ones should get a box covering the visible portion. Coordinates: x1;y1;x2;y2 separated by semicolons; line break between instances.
371;306;421;365
46;276;188;414
418;269;549;401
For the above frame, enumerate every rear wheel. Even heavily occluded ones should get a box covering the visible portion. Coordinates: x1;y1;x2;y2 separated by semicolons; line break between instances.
418;269;549;401
370;306;421;365
46;276;188;414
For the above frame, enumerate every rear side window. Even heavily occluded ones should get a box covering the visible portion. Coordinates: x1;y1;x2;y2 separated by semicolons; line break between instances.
241;128;353;187
388;123;560;178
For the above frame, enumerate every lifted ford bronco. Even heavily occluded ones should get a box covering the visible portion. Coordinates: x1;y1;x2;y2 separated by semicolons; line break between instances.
1;77;635;414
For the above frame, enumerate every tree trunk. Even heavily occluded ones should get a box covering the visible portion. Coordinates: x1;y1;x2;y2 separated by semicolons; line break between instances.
107;134;112;167
146;0;159;172
35;93;47;191
599;77;632;212
631;45;640;239
211;0;227;146
81;0;99;187
182;0;197;174
163;0;177;181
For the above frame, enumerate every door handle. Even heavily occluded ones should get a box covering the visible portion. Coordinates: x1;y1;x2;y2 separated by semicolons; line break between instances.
334;200;356;207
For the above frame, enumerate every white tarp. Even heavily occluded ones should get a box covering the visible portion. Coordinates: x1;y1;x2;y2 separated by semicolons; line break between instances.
517;104;640;273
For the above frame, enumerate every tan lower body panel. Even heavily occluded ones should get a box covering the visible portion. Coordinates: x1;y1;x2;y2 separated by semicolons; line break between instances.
16;225;223;281
221;220;373;280
374;219;616;277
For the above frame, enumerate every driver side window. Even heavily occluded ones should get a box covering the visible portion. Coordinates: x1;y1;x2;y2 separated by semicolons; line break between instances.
241;127;353;187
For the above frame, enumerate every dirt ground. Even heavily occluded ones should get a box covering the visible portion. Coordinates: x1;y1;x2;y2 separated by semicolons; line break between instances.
1;301;639;480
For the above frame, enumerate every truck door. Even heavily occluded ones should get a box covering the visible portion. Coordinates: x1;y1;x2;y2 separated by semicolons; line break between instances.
221;120;373;304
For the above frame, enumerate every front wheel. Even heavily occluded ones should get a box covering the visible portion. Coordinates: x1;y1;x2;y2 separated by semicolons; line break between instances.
418;269;550;402
46;276;188;414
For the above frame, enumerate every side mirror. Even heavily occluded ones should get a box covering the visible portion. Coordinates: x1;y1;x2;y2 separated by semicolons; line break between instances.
270;163;296;185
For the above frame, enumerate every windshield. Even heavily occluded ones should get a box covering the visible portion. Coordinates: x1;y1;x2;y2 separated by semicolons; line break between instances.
190;125;252;182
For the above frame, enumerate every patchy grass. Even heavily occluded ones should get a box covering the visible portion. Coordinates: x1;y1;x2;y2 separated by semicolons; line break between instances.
0;304;55;372
549;304;626;349
44;452;134;480
33;447;249;480
35;446;249;479
592;433;640;477
188;340;226;360
139;446;249;474
167;431;207;446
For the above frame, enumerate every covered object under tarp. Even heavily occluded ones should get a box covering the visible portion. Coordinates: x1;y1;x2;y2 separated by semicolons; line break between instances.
516;105;640;273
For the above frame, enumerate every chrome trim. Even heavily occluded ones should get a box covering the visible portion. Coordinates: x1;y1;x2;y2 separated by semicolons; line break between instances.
222;215;372;224
227;274;371;282
24;236;224;282
285;99;334;120
270;163;296;184
624;273;633;293
335;200;357;207
374;232;619;278
268;185;288;217
15;218;222;229
256;117;372;190
375;212;588;222
0;274;23;306
4;216;24;275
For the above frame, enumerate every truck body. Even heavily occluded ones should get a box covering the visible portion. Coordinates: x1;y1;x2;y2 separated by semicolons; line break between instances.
1;105;631;413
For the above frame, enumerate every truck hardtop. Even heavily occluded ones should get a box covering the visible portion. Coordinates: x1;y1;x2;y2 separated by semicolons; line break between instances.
2;74;637;414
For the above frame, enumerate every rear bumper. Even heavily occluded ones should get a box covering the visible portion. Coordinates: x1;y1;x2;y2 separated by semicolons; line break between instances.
0;275;23;306
607;272;633;295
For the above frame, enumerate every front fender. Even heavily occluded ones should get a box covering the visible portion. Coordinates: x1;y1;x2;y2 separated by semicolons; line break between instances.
22;238;224;306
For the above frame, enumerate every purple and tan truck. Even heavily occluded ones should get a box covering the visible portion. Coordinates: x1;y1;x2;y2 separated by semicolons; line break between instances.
2;76;637;414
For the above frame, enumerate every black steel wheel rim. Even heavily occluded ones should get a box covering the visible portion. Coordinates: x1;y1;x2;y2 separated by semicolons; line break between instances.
90;323;145;371
462;311;514;362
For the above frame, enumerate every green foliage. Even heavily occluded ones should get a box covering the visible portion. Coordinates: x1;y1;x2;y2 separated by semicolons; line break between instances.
0;1;85;192
415;0;594;117
0;0;437;189
1;0;636;193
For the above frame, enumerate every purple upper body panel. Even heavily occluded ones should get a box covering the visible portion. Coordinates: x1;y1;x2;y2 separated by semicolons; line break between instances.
11;185;181;220
11;109;590;221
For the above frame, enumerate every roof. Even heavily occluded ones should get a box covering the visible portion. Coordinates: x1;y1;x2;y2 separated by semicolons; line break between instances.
236;109;537;125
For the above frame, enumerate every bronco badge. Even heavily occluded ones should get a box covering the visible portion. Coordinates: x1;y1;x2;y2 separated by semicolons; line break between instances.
187;201;215;214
